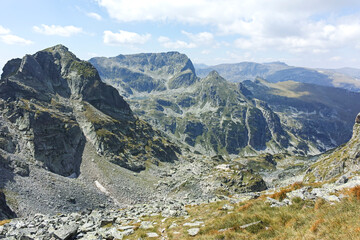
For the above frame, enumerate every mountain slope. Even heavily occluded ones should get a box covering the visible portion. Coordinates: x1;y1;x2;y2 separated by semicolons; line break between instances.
304;113;360;182
0;45;184;217
243;78;360;152
129;71;293;156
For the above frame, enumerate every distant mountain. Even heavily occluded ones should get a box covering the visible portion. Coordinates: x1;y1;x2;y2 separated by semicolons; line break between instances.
332;67;360;78
89;52;199;97
193;63;209;69
91;53;360;156
196;62;360;92
243;78;360;152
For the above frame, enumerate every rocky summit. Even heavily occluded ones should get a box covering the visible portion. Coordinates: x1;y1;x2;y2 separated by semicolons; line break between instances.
89;52;199;97
0;44;179;174
1;45;360;239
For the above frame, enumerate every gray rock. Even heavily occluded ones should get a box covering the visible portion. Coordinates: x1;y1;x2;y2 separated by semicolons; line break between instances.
146;232;159;238
0;192;17;220
122;229;134;236
336;175;348;184
100;217;115;227
187;228;200;236
221;204;234;210
266;197;288;207
183;221;204;227
140;221;154;229
168;222;178;229
79;221;95;232
118;225;134;231
81;232;98;240
52;224;78;240
240;221;262;229
107;227;124;239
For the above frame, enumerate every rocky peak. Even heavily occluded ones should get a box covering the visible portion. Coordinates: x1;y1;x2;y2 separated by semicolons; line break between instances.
202;70;228;85
2;45;132;118
206;70;221;78
0;44;180;176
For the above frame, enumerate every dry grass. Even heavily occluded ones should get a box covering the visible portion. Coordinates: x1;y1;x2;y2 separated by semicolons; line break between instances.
345;186;360;201
237;202;253;211
0;219;11;226
132;197;360;239
121;181;360;240
314;198;326;210
310;218;324;232
269;182;304;201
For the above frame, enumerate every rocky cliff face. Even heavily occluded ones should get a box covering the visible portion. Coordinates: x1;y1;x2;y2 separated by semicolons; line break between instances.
304;113;360;182
0;45;179;175
0;192;16;220
243;78;360;152
89;52;199;97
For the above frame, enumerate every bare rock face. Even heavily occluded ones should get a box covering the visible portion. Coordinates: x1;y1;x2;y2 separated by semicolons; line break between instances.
305;113;360;182
89;51;199;96
355;113;360;123
0;44;180;175
0;192;16;220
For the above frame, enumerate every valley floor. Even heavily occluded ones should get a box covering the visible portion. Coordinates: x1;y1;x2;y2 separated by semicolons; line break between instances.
2;175;360;239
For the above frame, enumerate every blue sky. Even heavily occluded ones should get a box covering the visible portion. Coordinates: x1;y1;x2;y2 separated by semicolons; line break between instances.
1;0;360;72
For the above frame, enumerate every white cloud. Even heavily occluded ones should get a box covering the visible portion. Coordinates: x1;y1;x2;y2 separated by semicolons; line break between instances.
1;34;33;45
181;31;214;45
97;0;359;25
33;24;83;37
233;20;360;54
157;36;196;49
97;0;360;55
0;25;10;35
158;31;214;50
104;30;151;45
0;25;33;45
87;12;102;21
330;56;342;61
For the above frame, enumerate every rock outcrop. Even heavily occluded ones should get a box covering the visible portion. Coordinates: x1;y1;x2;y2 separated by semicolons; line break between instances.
0;192;16;220
304;113;360;182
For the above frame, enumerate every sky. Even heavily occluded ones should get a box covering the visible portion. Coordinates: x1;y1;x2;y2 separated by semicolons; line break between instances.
1;0;360;72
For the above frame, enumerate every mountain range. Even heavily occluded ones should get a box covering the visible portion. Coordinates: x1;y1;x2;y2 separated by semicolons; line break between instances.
90;53;360;156
196;62;360;92
1;45;360;239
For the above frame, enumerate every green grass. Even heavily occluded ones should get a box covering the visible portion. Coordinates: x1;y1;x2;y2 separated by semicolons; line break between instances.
70;61;98;79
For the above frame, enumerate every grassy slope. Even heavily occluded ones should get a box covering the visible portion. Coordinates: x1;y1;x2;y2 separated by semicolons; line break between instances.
123;185;360;240
258;79;360;122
